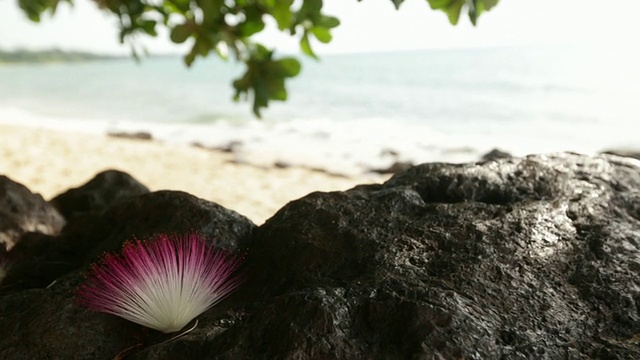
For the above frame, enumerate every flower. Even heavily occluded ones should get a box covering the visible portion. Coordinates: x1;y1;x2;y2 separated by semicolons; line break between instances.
77;232;244;333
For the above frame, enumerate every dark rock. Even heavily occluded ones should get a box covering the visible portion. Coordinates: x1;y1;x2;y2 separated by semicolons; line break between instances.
136;153;640;359
5;153;640;359
0;190;255;359
0;175;65;251
480;148;512;161
107;131;153;140
0;272;141;360
72;190;255;262
371;161;414;174
50;169;150;220
274;160;292;169
0;245;7;283
1;190;255;292
0;233;67;291
215;140;243;153
601;148;640;161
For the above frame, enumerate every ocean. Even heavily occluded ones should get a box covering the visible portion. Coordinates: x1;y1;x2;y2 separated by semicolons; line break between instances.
1;44;639;175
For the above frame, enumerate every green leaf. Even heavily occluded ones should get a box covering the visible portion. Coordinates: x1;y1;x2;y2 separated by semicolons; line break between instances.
170;23;192;43
266;77;287;101
267;58;301;79
317;15;340;29
427;0;455;8
196;0;224;25
238;19;266;37
299;0;323;17
252;43;272;60
19;0;51;22
233;72;251;101
233;51;299;117
426;0;498;25
195;37;212;56
300;33;317;59
470;0;500;25
272;0;295;30
426;0;464;24
138;19;157;36
277;58;301;77
445;1;464;25
165;0;190;13
478;0;500;12
252;75;269;117
310;26;332;43
184;47;197;67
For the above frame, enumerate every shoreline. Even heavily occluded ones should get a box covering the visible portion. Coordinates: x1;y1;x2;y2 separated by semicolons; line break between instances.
0;123;389;224
3;103;634;179
0;107;492;176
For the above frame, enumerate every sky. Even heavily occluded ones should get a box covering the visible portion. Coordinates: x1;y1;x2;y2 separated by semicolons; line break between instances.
0;0;639;55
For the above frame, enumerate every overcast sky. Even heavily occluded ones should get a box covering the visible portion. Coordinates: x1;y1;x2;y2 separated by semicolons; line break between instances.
0;0;638;55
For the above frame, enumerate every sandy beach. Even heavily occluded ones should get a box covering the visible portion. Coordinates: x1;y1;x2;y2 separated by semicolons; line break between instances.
0;124;388;224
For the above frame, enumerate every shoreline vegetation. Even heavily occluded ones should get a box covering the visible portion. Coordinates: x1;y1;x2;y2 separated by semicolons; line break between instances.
0;48;121;64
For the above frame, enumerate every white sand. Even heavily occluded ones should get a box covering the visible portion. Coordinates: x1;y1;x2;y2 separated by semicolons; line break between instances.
0;124;389;224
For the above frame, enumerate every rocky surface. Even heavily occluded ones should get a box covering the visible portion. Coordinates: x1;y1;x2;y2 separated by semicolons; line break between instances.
0;175;65;251
0;186;256;359
601;149;640;161
50;169;150;220
2;153;640;359
480;148;512;161
370;160;414;174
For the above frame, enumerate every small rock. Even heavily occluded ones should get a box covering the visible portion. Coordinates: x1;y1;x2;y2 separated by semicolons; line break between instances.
371;161;414;174
107;131;153;140
0;176;65;251
480;148;512;161
214;140;243;153
274;161;291;169
50;169;149;220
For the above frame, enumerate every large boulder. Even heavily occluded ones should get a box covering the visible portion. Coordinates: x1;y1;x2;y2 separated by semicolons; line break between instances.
175;154;640;359
3;153;640;359
137;153;640;359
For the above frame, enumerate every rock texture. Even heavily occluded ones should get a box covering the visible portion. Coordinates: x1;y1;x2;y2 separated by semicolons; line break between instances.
0;187;255;359
0;175;65;251
50;169;150;220
2;153;640;359
602;149;640;161
371;160;414;175
480;148;512;161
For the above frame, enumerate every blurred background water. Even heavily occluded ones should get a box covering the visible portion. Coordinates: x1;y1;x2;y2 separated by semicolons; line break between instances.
1;43;639;175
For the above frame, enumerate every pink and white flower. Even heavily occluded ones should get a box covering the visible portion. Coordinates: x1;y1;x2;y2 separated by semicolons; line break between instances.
77;232;244;333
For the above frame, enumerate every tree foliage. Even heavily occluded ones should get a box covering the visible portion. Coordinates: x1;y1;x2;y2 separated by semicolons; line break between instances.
18;0;499;117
